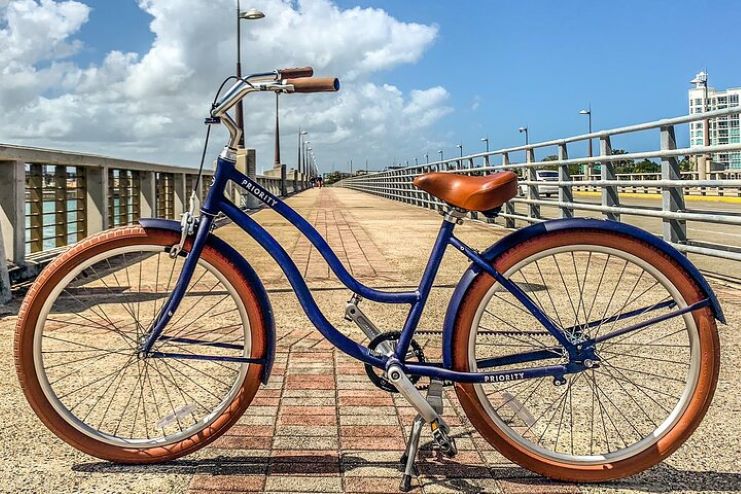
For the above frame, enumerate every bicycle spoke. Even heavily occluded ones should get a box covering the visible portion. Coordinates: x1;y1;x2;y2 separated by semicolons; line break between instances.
35;243;250;447
471;244;697;462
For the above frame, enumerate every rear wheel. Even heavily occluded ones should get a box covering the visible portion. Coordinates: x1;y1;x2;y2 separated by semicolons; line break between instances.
15;226;269;463
452;230;719;481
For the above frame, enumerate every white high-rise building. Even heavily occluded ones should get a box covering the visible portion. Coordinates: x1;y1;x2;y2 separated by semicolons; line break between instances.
688;72;741;169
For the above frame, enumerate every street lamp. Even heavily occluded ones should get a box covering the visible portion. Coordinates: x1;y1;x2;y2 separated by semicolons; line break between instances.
579;105;593;158
481;137;489;153
518;126;529;145
303;140;311;175
456;144;463;158
297;130;308;176
273;92;281;167
438;149;444;161
691;70;710;180
235;2;265;148
425;153;429;164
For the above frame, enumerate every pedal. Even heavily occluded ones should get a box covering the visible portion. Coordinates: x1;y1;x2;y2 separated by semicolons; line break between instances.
430;419;457;458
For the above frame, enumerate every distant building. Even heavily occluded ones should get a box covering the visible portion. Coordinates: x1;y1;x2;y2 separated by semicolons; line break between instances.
688;73;741;169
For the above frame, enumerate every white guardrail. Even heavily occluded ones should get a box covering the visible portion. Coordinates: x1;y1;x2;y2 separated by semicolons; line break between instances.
0;143;310;302
337;107;741;266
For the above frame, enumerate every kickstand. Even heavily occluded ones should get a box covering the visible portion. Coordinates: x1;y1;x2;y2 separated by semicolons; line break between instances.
399;414;425;492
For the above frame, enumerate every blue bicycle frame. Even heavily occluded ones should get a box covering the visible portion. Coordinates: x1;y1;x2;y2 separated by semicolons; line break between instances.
141;154;715;385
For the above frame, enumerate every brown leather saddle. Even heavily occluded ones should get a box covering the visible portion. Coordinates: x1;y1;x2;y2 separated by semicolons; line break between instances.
412;171;518;215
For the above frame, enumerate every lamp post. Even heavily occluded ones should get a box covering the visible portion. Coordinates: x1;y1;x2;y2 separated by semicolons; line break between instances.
481;137;489;153
438;149;443;162
579;105;593;179
235;3;265;148
306;147;314;178
297;130;307;177
691;71;710;180
274;92;281;167
425;153;429;164
457;143;463;158
579;105;593;157
518;126;529;145
304;141;310;176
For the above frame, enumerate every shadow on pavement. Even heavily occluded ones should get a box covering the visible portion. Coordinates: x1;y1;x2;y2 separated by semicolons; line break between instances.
73;454;741;493
490;463;741;493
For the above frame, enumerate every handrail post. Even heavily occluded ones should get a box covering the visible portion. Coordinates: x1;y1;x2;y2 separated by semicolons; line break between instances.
503;153;515;228
139;170;156;219
558;144;573;218
280;164;287;197
86;166;108;234
661;125;686;245
173;172;186;217
54;165;68;248
0;161;26;301
600;136;620;221
526;148;540;221
28;164;43;253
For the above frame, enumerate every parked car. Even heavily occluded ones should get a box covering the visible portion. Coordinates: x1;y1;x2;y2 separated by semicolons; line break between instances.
519;170;559;197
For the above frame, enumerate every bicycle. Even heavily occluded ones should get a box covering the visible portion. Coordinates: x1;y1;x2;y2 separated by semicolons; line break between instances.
15;66;724;491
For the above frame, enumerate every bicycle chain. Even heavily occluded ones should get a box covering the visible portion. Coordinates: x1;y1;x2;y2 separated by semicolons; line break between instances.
367;329;552;392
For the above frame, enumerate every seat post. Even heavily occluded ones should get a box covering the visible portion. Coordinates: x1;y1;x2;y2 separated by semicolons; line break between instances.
441;206;467;225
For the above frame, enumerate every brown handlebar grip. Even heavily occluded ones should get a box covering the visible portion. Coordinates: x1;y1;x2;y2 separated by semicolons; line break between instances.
286;77;340;93
279;66;314;78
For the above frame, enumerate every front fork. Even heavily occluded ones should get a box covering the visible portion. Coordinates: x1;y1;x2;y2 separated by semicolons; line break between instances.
139;213;215;355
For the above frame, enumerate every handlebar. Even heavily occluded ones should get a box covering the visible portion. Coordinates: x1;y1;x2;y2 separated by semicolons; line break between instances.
284;77;340;93
278;66;314;78
211;70;340;150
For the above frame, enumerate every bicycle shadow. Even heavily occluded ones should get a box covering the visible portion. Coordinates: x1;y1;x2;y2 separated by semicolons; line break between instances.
73;453;741;493
489;463;741;493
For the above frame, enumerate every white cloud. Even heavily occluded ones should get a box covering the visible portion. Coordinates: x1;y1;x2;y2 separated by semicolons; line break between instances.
0;0;452;172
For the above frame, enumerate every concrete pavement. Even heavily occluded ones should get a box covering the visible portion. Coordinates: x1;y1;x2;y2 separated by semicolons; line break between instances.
512;192;741;279
1;187;739;494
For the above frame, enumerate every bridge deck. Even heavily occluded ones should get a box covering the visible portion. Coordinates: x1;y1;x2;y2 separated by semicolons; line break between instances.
1;187;739;494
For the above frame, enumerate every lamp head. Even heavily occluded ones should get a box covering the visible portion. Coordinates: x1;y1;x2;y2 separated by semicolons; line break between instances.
518;127;527;133
579;109;590;115
240;8;265;20
690;71;708;86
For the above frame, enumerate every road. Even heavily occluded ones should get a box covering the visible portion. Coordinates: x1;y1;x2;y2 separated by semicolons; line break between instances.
511;192;741;280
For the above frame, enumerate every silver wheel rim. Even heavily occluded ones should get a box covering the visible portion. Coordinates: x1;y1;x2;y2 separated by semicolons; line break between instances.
33;244;252;448
467;244;700;465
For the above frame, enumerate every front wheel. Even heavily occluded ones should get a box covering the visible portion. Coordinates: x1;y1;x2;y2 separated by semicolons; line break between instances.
452;229;720;482
15;226;270;463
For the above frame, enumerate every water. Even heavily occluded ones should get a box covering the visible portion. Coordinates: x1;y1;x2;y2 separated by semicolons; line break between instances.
25;197;132;254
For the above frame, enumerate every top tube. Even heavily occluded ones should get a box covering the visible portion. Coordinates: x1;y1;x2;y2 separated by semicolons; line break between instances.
209;157;419;305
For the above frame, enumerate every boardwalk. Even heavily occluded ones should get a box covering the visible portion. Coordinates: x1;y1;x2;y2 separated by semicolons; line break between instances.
2;187;740;494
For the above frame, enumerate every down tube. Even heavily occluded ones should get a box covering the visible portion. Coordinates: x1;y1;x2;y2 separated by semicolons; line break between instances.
223;164;416;304
219;198;386;368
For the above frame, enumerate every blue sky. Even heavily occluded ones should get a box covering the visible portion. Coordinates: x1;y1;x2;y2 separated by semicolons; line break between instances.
3;0;740;169
332;0;741;157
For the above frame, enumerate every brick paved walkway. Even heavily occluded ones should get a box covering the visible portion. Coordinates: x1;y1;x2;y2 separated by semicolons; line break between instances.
188;189;582;494
289;192;399;282
3;187;738;494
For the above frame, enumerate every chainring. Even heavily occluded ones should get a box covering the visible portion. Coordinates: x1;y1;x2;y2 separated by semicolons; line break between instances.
364;331;426;393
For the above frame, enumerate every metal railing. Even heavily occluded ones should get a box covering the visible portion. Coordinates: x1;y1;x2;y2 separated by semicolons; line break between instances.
0;144;310;302
337;107;741;265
